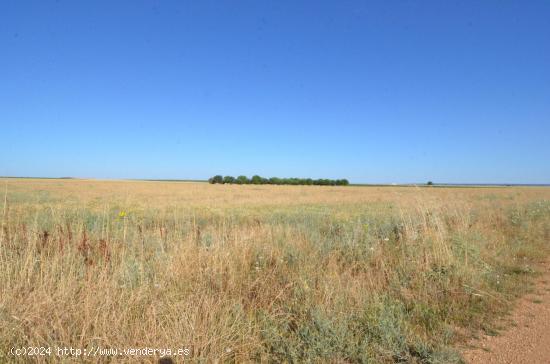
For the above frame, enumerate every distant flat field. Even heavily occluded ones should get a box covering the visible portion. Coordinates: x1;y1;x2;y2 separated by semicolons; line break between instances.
2;178;549;210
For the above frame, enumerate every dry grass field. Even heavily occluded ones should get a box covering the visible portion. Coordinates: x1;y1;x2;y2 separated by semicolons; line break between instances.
1;179;549;362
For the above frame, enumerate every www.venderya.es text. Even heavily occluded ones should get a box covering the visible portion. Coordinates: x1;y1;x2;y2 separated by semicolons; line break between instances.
8;346;191;358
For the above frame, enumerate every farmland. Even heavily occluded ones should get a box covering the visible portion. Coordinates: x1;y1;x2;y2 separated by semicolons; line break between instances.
1;178;549;362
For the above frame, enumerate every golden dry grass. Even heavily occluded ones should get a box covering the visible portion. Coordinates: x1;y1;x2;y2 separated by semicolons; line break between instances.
1;179;549;363
3;178;549;214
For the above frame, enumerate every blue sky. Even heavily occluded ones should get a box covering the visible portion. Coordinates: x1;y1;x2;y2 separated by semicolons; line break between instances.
1;1;549;183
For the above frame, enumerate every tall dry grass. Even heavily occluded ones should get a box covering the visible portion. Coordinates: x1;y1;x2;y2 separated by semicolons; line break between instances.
0;179;549;362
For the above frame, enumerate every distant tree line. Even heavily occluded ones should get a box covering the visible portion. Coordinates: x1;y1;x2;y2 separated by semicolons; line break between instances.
208;175;349;186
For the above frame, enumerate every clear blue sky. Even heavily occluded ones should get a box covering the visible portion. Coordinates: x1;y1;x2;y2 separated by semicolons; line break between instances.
1;1;549;183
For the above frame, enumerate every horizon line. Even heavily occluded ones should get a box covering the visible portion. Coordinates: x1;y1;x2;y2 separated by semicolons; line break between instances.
1;176;549;187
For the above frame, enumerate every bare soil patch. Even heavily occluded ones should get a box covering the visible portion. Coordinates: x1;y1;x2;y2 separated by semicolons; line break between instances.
463;260;550;364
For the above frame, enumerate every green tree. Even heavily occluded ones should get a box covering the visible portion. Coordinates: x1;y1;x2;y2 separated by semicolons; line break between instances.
213;175;350;186
236;175;250;184
251;175;263;184
209;175;224;184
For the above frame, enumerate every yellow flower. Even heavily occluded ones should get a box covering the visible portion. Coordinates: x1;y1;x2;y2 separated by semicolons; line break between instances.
118;211;126;218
